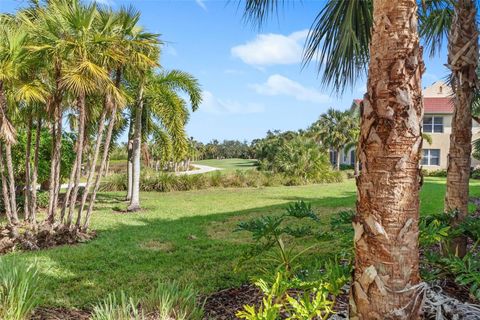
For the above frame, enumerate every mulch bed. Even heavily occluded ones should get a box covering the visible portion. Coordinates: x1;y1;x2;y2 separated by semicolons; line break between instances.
0;222;95;254
203;284;263;319
30;308;91;320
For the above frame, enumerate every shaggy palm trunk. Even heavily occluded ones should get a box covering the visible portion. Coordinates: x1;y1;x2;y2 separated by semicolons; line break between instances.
77;102;108;223
336;149;341;170
127;83;144;212
350;1;424;319
24;114;33;220
126;117;134;201
83;70;122;229
0;144;14;225
47;65;63;223
29;115;42;222
5;143;17;219
444;0;479;257
66;94;86;227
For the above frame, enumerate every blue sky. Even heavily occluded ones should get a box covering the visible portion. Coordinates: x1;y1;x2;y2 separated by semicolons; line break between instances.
1;0;450;143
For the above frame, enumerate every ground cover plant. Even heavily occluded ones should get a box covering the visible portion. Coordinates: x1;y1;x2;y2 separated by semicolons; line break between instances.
0;177;476;316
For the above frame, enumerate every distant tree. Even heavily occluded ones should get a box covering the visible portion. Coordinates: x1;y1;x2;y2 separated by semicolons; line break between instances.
309;108;358;170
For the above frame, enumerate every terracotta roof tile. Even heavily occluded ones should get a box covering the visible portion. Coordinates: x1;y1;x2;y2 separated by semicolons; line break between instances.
424;97;453;114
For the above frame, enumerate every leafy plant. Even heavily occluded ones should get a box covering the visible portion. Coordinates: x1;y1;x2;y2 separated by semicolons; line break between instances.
286;291;334;320
0;259;40;320
142;281;204;320
91;292;143;320
236;201;320;275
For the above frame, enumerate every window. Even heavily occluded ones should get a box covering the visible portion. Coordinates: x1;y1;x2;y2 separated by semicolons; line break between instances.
343;151;348;162
350;150;355;165
422;149;440;166
423;116;443;133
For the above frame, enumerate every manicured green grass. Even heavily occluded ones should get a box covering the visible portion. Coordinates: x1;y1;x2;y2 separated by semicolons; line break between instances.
193;158;258;171
2;177;479;309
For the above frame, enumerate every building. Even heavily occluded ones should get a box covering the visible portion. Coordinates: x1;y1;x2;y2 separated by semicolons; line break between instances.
336;81;480;170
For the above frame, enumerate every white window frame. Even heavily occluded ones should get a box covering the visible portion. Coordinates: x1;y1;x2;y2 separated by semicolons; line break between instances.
422;149;440;166
423;116;444;133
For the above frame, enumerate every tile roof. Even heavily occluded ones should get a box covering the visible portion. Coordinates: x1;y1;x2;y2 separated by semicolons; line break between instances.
424;97;453;114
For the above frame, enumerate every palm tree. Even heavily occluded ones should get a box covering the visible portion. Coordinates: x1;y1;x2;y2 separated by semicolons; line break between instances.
127;69;202;211
244;1;424;318
443;0;478;256
309;108;358;171
311;0;478;257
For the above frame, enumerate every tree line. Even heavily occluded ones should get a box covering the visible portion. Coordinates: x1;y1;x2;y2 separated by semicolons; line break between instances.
0;0;201;232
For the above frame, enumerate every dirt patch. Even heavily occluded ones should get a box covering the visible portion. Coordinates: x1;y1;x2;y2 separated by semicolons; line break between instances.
203;284;262;319
0;222;95;254
30;307;91;320
139;240;175;252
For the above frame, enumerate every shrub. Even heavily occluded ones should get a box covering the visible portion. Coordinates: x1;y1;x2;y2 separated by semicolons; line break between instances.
422;169;447;177
91;292;142;320
339;164;354;170
471;168;480;179
142;281;204;320
0;259;39;320
100;169;342;193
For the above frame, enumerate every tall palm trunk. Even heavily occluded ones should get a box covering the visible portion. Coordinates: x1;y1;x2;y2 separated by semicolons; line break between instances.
47;63;63;223
5;143;17;219
83;69;122;229
127;82;145;212
0;144;14;225
29;114;42;223
126;117;134;201
66;94;86;227
444;0;478;257
350;1;424;319
335;149;341;170
24;114;33;220
77;101;108;222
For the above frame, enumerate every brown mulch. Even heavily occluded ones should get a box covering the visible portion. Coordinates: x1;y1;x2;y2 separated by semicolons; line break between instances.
30;307;91;320
0;222;95;254
203;284;263;319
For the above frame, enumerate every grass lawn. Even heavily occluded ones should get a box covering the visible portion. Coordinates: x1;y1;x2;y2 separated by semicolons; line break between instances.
193;158;258;171
2;177;479;309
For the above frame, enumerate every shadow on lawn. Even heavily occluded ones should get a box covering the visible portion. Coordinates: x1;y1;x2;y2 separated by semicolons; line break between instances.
1;191;356;309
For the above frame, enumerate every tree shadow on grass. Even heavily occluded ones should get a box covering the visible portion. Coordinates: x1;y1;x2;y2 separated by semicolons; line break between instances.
0;191;358;310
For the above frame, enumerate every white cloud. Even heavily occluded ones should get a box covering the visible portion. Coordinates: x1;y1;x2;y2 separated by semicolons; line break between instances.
251;74;330;104
91;0;115;5
231;30;309;66
201;91;264;114
195;0;207;11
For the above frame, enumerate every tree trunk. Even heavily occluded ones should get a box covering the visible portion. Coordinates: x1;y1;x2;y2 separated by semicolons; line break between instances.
30;114;42;223
5;143;17;220
336;149;341;171
127;83;144;212
350;1;424;319
444;0;478;257
77;100;108;223
126;117;134;201
47;64;63;223
0;144;14;225
104;153;110;177
24;114;33;220
66;94;86;227
83;69;122;229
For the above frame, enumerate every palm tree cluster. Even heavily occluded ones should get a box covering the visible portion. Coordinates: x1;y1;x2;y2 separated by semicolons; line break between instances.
243;0;478;318
0;0;201;233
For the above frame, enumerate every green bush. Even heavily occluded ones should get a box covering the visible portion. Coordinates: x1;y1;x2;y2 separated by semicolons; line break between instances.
471;168;480;179
0;191;50;213
100;169;342;193
142;281;204;320
421;169;447;177
339;164;354;170
91;292;142;320
0;259;39;320
91;282;203;320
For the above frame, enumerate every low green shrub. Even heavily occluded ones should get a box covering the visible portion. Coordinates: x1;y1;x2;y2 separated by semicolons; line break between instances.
0;259;39;320
339;164;354;170
471;168;480;179
142;281;204;320
91;292;142;320
421;169;447;177
100;169;342;193
91;282;203;320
